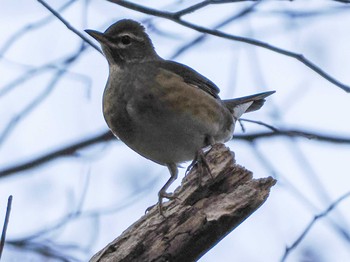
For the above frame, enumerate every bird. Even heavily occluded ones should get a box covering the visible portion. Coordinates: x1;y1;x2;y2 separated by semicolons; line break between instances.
85;19;275;215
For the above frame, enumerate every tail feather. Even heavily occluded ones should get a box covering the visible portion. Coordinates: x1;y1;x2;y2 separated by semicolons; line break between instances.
223;90;275;118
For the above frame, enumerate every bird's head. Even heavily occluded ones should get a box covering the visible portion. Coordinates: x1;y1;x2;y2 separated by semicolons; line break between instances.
85;19;159;65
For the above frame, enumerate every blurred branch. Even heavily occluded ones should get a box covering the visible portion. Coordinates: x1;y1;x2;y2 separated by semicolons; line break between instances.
281;191;350;262
173;0;212;17
240;118;279;131
236;129;350;143
0;69;63;146
0;0;76;57
0;44;88;147
251;142;350;244
1;126;350;178
7;239;80;262
90;144;276;261
263;5;350;18
0;195;13;260
239;119;350;143
334;0;350;3
170;2;260;59
107;0;350;92
7;174;158;261
37;0;102;54
12;175;157;242
0;131;113;178
5;172;92;261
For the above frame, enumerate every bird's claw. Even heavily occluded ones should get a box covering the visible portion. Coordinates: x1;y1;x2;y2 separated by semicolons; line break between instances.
186;149;213;180
145;191;179;217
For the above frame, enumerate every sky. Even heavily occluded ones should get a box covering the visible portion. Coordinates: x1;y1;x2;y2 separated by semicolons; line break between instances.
0;0;350;261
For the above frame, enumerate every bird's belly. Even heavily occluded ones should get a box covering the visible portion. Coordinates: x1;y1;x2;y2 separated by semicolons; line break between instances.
105;103;233;165
103;72;234;165
109;112;208;165
133;122;206;164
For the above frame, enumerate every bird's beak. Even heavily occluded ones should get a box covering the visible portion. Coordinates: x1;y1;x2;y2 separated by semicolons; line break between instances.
85;29;109;45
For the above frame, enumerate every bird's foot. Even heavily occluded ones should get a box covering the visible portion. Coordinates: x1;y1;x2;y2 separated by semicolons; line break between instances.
158;191;180;217
185;149;213;181
145;191;179;217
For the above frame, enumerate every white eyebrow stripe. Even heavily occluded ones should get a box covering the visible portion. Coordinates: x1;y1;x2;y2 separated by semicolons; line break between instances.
117;32;144;42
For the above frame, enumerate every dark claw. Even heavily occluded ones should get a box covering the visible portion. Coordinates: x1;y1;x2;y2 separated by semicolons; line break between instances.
186;149;213;180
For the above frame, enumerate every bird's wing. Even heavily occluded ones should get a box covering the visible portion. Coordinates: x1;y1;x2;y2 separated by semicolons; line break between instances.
152;60;220;99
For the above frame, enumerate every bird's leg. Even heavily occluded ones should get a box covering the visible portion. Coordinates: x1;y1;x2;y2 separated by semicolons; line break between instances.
185;137;214;179
196;149;213;184
185;149;213;185
157;163;178;216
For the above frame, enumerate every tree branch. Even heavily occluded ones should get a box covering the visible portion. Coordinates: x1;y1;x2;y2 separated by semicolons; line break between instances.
0;131;113;178
170;2;259;59
107;0;350;92
0;0;76;57
0;195;13;260
281;191;350;262
0;44;88;147
90;144;276;261
1;127;350;179
37;0;102;54
236;130;350;143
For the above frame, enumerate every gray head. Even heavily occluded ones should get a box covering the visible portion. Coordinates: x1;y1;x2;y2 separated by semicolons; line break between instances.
85;19;160;65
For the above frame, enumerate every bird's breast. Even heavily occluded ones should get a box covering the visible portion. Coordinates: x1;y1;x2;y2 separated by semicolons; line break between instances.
102;65;234;165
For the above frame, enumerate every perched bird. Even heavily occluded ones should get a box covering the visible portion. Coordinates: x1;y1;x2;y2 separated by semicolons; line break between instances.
85;19;274;214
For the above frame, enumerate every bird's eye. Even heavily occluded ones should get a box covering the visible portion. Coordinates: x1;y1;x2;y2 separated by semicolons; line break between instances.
121;35;131;45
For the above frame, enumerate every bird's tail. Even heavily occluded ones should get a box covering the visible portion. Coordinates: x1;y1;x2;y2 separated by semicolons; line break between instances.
223;91;275;119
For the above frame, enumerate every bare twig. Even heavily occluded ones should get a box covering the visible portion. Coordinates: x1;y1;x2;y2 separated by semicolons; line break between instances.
239;118;279;132
251;143;350;244
0;131;113;178
10;174;157;244
37;0;102;54
236;130;350;143
6;174;159;261
30;0;350;91
0;70;64;146
0;0;77;57
173;0;211;17
0;42;90;147
281;191;350;262
170;2;259;59
1;57;77;146
6;239;80;262
0;195;13;259
1;126;350;178
333;0;350;3
107;0;350;92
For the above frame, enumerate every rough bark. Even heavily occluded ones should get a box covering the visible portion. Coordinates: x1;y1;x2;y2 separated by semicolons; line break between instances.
90;143;276;262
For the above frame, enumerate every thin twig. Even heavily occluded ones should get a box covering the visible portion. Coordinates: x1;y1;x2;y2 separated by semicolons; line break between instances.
251;144;350;244
0;43;90;148
235;130;350;142
175;0;254;16
240;118;279;132
173;0;211;17
108;0;350;92
0;0;77;57
171;2;259;59
280;191;350;262
0;131;113;178
6;239;80;262
0;195;13;259
37;0;102;54
1;126;350;178
10;174;157;244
